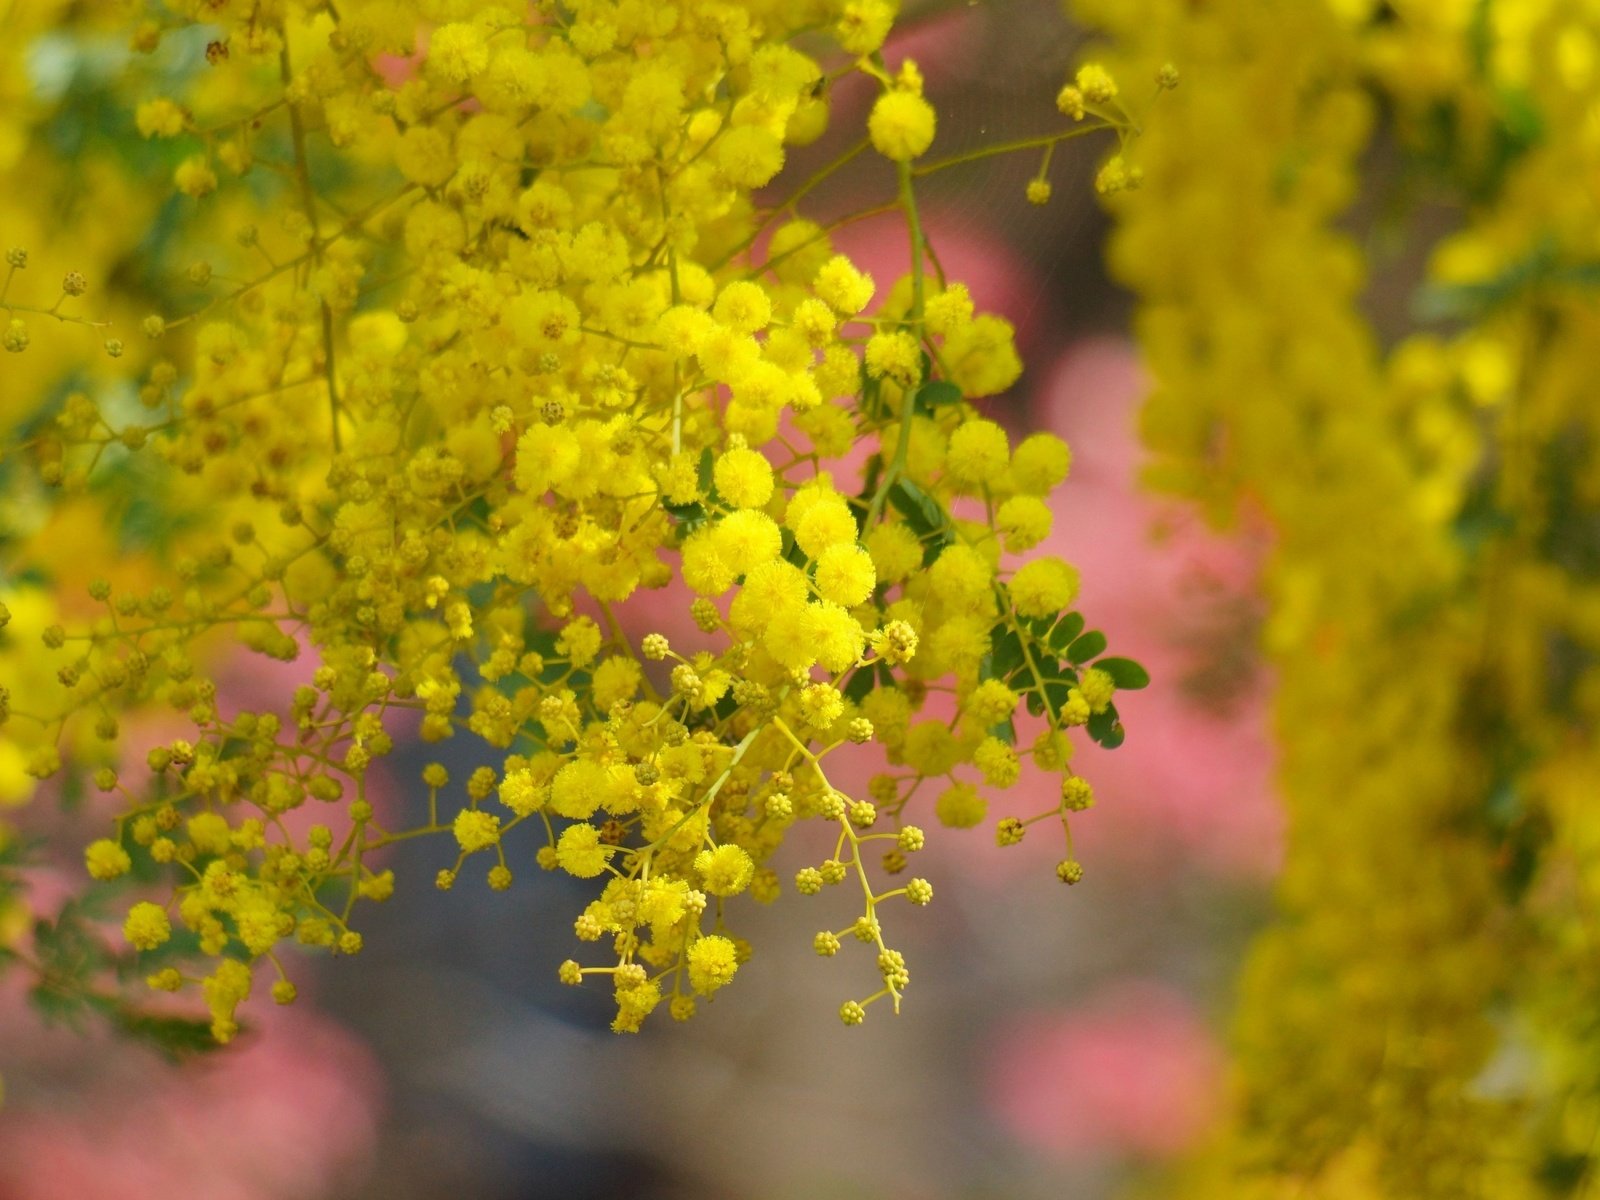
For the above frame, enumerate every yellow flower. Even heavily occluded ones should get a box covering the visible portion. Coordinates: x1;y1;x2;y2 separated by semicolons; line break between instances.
868;90;937;162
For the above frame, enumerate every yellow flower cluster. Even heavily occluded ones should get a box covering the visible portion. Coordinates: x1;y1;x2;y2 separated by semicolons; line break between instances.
0;3;1145;1041
1073;0;1600;1193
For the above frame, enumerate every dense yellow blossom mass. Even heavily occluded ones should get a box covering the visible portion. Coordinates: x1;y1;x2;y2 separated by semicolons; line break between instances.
1072;0;1600;1194
0;2;1145;1044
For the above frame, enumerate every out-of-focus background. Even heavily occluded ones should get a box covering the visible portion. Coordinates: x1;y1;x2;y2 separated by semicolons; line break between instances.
0;4;1285;1197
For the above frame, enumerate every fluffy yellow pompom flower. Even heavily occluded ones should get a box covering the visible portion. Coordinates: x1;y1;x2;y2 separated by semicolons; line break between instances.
453;809;501;854
124;902;172;951
935;781;987;828
136;99;186;138
1010;432;1072;494
869;90;937;161
187;812;232;855
712;281;773;334
394;126;455;188
715;124;785;187
695;844;755;896
428;23;490;82
996;495;1053;552
1009;557;1081;618
713;446;775;509
713;510;783;576
688;934;740;994
792;491;858;559
946;419;1010;485
866;522;924;583
556;823;611;878
965;679;1019;725
865;330;922;386
814;255;875;315
924;284;974;337
173;156;217;198
1078;667;1115;713
85;838;132;880
550;759;606;820
814;544;877;607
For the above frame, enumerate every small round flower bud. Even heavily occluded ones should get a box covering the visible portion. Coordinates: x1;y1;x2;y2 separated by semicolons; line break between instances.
5;247;27;268
61;271;87;296
4;319;30;353
147;968;183;992
435;868;457;890
897;825;925;853
819;858;847;885
487;865;513;891
1056;859;1084;885
814;930;840;956
1062;776;1095;811
795;866;824;895
996;817;1026;846
642;633;670;660
765;792;793;819
272;980;298;1005
906;877;934;905
690;598;719;632
104;338;124;358
847;717;874;744
1026;179;1052;206
840;999;866;1025
558;959;583;985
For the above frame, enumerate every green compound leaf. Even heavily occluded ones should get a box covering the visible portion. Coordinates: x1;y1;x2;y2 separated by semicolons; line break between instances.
1094;656;1151;690
1066;630;1107;664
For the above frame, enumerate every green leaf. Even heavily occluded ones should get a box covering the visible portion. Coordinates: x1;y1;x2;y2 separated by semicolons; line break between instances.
1087;704;1125;749
696;446;715;495
912;380;962;413
990;717;1017;746
1048;612;1085;652
1066;630;1107;664
843;665;877;704
887;478;945;538
887;478;955;564
663;499;706;526
114;1009;225;1061
990;627;1024;680
1095;656;1150;690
